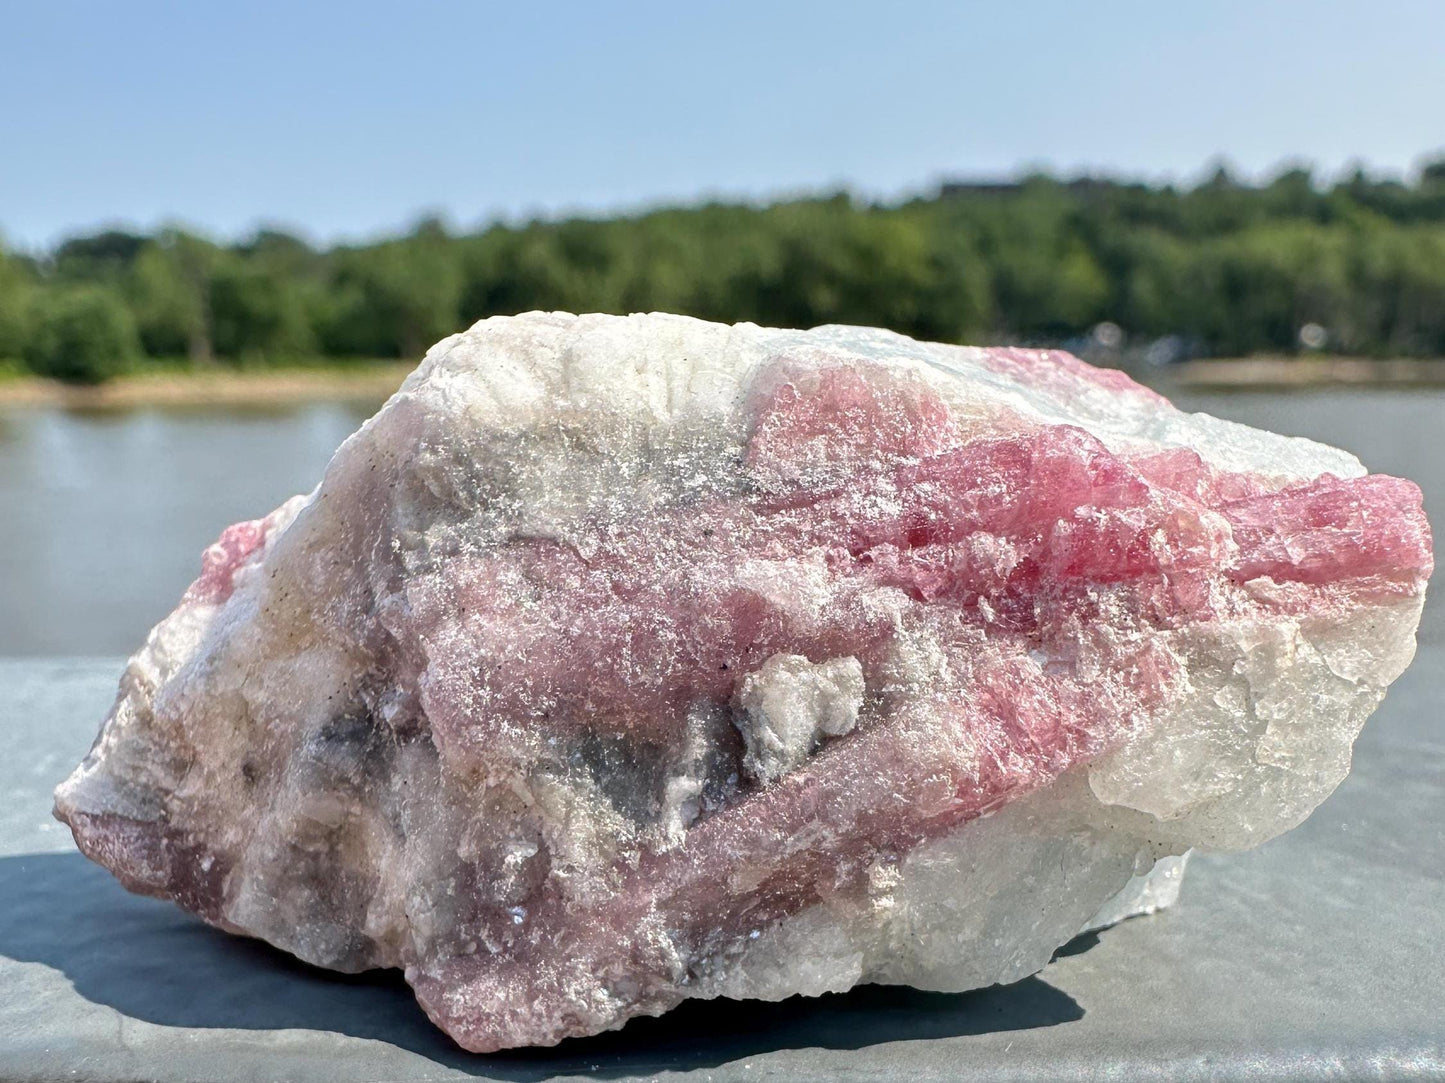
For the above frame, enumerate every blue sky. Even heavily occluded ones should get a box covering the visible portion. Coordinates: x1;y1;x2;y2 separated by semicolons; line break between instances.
2;0;1443;249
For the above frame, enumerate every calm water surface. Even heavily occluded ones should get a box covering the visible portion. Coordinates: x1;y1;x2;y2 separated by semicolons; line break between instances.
1;386;1439;655
0;402;377;655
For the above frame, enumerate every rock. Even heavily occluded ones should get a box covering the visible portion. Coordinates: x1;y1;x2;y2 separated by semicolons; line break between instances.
55;313;1432;1052
737;654;865;784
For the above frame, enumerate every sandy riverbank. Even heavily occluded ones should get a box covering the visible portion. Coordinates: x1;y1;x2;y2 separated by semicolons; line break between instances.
0;364;415;409
1168;355;1445;389
3;355;1444;409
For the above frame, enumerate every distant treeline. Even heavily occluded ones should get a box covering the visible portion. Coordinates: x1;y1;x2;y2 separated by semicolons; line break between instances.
4;161;1445;382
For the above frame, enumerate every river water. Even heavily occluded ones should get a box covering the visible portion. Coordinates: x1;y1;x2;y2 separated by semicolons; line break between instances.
1;385;1439;656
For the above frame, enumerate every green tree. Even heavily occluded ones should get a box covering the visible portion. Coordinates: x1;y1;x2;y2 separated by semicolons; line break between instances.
0;244;35;362
126;230;219;361
322;219;464;358
209;260;316;362
52;230;147;281
24;286;140;383
13;157;1445;369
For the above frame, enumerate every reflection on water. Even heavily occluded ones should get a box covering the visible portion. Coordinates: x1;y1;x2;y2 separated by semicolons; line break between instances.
0;386;1439;656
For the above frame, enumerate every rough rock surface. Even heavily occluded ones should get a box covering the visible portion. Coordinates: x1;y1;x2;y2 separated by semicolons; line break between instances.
55;313;1432;1052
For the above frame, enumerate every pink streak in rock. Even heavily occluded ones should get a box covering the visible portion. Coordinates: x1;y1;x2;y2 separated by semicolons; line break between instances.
1224;473;1434;590
182;519;268;606
744;360;960;489
64;811;233;926
979;346;1170;406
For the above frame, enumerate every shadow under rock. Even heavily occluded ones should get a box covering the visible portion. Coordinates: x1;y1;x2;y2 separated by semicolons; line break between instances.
1051;931;1101;960
0;852;1084;1079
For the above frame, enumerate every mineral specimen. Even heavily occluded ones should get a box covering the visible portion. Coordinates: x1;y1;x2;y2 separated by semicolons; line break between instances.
55;313;1432;1052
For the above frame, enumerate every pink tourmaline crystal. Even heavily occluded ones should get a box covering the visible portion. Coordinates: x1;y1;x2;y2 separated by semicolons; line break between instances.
55;313;1432;1051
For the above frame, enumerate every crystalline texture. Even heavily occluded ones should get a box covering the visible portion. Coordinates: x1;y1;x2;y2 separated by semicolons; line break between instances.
55;313;1432;1051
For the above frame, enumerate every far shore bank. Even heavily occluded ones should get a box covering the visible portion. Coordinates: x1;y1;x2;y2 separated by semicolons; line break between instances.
1;355;1443;410
1166;355;1445;390
0;363;416;409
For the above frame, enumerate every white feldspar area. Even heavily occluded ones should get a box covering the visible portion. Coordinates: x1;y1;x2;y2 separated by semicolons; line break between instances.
736;654;865;784
54;312;1430;1051
699;776;1192;1004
